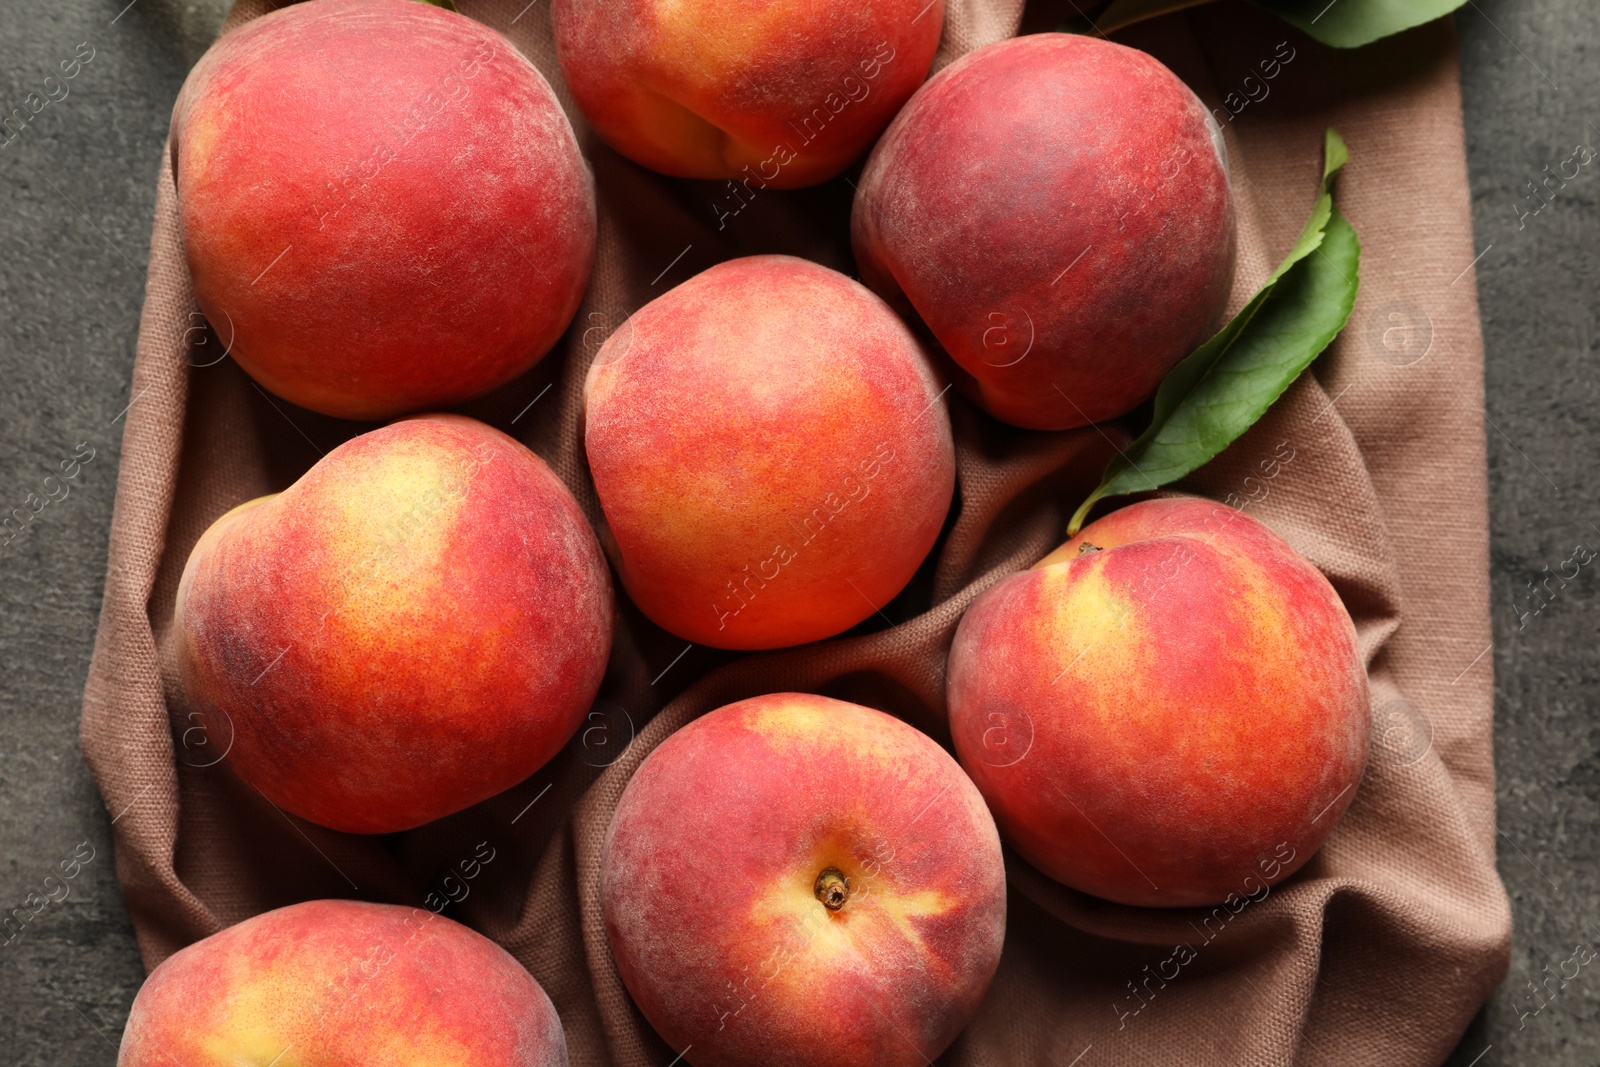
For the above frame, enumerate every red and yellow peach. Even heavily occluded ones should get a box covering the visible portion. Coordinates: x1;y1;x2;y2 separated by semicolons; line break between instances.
175;415;614;834
118;900;566;1067
552;0;944;188
852;33;1236;430
947;497;1369;906
583;255;954;651
601;693;1006;1067
174;0;595;419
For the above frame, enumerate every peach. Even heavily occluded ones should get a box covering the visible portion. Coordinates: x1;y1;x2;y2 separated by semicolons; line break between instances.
174;0;595;419
118;899;566;1067
852;33;1236;430
552;0;943;189
583;255;954;651
601;693;1005;1067
175;415;613;834
946;497;1369;907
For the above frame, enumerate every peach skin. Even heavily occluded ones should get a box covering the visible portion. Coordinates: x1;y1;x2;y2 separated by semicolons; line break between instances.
118;899;567;1067
583;255;955;651
175;415;613;834
601;693;1006;1067
853;33;1236;430
947;497;1369;907
174;0;595;419
552;0;943;188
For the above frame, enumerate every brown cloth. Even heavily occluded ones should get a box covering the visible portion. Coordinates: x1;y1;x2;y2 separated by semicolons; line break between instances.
81;0;1511;1063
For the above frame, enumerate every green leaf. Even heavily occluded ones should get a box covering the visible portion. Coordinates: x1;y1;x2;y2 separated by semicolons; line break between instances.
411;0;460;10
1067;129;1360;535
1088;0;1466;46
1268;125;1347;285
1254;0;1468;48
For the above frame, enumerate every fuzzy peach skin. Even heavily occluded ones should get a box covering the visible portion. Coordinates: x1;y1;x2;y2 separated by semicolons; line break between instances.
602;694;1005;1067
552;0;943;188
583;255;954;651
175;415;613;834
947;497;1369;907
173;0;595;419
852;34;1236;430
118;900;567;1067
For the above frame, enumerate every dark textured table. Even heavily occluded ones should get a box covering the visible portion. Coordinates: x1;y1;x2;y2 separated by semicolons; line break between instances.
0;2;1594;1063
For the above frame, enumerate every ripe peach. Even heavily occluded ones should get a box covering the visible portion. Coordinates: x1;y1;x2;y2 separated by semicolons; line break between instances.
551;0;943;189
583;255;954;651
947;497;1368;907
175;415;613;834
601;693;1005;1067
174;0;595;419
852;33;1236;430
118;899;566;1067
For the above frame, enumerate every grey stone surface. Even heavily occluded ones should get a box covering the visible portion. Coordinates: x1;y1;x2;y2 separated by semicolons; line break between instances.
0;3;226;1064
1446;1;1600;1063
0;1;1593;1064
